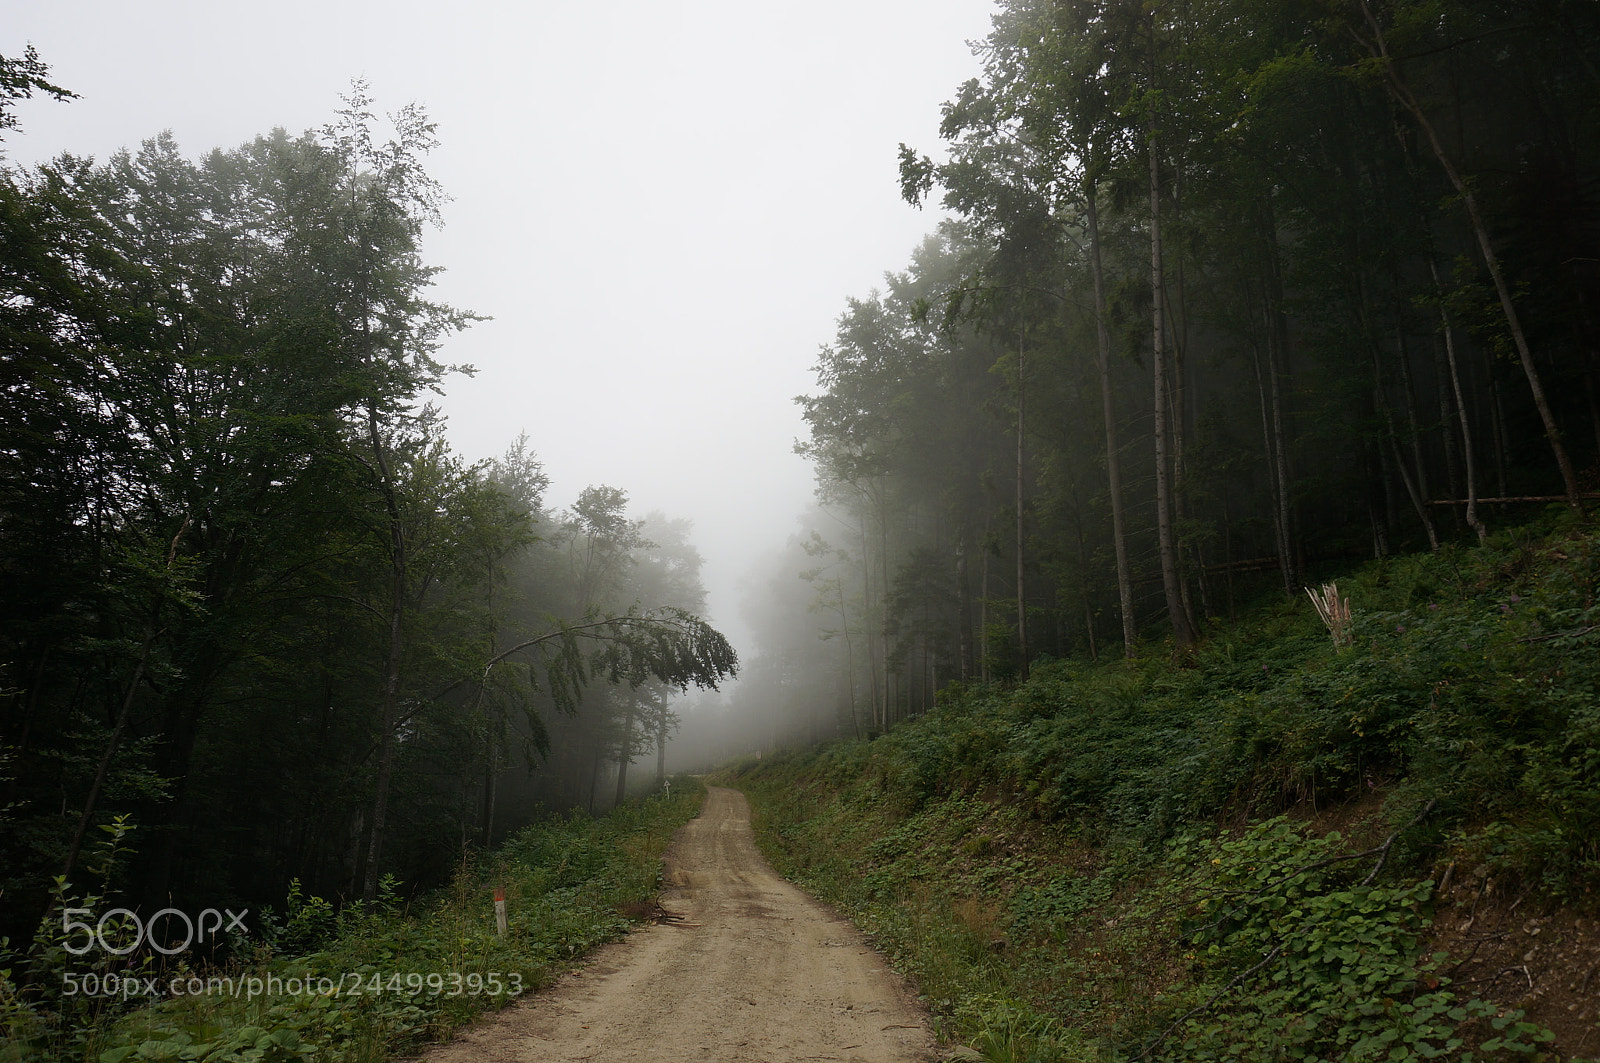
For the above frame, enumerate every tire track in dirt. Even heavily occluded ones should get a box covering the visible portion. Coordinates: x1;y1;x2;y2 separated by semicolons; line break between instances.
423;785;937;1062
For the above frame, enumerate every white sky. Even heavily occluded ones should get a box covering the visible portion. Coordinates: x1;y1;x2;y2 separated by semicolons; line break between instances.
5;0;992;657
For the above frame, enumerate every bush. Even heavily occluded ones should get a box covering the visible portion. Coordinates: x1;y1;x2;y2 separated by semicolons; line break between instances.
2;781;705;1063
731;520;1600;1060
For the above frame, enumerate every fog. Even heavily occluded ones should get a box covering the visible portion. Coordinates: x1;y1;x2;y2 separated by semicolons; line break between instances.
5;0;988;678
10;0;1594;954
666;512;850;772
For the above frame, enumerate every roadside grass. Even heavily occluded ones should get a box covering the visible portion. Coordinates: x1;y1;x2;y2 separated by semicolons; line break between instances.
739;760;1575;1063
2;776;704;1063
731;515;1600;1062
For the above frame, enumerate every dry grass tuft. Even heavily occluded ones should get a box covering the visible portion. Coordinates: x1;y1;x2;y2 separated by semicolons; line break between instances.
1306;582;1353;649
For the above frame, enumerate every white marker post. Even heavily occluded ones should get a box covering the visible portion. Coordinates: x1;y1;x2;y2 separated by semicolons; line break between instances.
494;886;507;937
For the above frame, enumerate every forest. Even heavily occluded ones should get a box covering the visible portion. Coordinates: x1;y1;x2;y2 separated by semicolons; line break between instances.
727;0;1600;751
0;67;737;949
3;0;1600;1057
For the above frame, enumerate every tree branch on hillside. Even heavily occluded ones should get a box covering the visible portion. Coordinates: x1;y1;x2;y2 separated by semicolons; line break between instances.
1518;626;1599;644
1188;801;1438;937
1135;944;1286;1061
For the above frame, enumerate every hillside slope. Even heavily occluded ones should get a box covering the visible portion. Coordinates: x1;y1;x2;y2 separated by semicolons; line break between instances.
730;517;1600;1062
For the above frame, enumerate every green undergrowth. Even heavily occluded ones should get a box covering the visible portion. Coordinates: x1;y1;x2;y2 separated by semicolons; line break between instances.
2;777;704;1063
731;516;1600;1062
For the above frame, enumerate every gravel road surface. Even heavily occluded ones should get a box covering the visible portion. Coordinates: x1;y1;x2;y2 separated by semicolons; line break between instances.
423;785;937;1062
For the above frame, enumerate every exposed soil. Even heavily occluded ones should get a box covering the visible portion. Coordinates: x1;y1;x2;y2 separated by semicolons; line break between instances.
1431;868;1600;1057
422;786;938;1063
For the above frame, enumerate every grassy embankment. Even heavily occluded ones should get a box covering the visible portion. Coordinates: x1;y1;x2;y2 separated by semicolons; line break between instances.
731;516;1600;1062
2;777;705;1063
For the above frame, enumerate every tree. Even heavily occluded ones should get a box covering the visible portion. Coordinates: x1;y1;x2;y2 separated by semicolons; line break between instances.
0;86;745;940
0;45;74;147
1347;0;1583;510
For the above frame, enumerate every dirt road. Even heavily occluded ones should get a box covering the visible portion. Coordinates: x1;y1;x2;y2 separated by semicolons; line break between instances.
425;786;937;1062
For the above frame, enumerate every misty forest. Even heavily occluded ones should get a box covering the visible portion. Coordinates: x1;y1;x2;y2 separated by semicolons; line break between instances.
0;81;743;916
5;0;1600;1061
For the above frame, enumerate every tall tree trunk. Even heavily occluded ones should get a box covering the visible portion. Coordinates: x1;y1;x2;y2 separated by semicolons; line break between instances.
1586;353;1600;461
1370;495;1390;559
1086;184;1137;657
63;627;156;880
955;533;975;680
1387;336;1440;550
979;513;991;683
879;489;894;721
655;714;667;787
361;379;408;903
836;578;860;738
1433;332;1465;534
614;706;632;807
481;739;498;849
1149;113;1197;648
1360;0;1581;509
1169;171;1197;631
1266;323;1297;583
1393;319;1436;524
587;748;601;813
855;508;880;731
1221;492;1237;619
1259;198;1299;594
1488;376;1509;499
1015;334;1030;679
1366;331;1438;551
1430;257;1488;542
1251;332;1293;587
